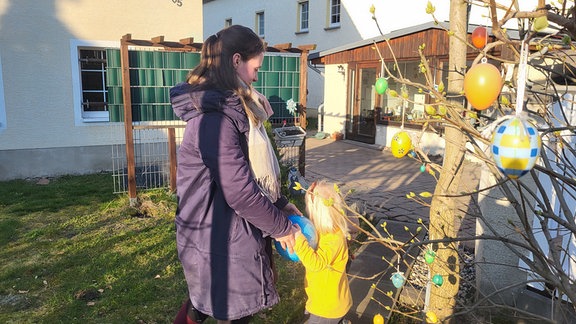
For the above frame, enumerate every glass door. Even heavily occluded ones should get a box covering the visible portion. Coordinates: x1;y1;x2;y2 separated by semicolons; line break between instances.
346;63;377;144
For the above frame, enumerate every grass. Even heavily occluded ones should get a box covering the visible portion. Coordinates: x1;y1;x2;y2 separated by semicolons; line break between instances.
0;173;306;323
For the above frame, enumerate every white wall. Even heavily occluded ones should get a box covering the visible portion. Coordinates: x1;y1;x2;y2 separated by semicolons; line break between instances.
0;0;202;151
322;64;348;135
0;0;202;180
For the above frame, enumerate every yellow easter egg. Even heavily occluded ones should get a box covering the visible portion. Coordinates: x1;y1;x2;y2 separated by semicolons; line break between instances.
390;131;412;158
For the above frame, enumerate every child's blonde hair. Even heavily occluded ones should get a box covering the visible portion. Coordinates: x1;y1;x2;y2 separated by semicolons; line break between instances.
305;180;349;236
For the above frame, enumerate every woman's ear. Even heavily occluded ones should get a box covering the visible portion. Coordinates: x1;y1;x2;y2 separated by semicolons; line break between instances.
232;53;241;68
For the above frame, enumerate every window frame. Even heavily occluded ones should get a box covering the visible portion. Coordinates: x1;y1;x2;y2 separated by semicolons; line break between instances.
298;1;309;33
256;11;265;37
70;39;119;125
328;0;341;28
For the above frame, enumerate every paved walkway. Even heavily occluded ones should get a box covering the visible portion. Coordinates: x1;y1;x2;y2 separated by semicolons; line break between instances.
301;135;480;323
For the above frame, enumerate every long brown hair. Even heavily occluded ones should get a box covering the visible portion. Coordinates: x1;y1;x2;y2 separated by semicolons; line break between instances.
186;25;265;121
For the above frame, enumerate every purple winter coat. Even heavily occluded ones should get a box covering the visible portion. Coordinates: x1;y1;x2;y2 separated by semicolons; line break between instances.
170;82;292;320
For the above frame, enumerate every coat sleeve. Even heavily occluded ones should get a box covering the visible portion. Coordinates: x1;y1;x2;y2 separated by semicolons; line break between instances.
197;112;292;239
294;233;345;272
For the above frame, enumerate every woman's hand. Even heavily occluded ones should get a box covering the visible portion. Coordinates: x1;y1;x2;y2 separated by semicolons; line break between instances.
275;225;298;254
281;202;302;216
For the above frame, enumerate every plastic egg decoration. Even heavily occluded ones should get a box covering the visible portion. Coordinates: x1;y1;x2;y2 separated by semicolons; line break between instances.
464;63;503;110
391;272;406;288
432;274;444;287
425;311;438;323
424;250;436;264
391;131;412;158
471;26;488;49
274;215;318;262
375;77;388;95
373;313;385;324
491;117;541;179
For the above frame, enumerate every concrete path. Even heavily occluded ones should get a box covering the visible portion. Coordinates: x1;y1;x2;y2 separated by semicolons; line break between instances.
301;136;480;323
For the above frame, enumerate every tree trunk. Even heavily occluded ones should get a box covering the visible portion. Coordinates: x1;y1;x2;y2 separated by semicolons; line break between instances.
427;0;468;321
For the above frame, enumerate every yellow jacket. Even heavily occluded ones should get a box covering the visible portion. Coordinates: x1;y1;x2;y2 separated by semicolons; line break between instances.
294;230;352;319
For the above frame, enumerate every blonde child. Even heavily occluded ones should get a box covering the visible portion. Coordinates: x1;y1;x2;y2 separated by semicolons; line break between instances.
293;180;353;324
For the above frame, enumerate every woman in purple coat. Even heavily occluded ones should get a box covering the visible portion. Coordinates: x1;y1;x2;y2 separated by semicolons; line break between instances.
170;25;301;324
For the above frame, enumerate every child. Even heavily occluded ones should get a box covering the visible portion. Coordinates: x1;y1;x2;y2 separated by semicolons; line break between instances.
293;180;353;324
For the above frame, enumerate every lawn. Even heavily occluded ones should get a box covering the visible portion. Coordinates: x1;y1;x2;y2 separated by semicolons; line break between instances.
0;173;306;323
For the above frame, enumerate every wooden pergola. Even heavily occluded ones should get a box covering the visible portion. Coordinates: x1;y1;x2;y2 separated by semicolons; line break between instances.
119;34;316;205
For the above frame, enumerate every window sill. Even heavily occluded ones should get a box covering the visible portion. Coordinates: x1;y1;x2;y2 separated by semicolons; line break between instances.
295;30;309;35
324;25;341;31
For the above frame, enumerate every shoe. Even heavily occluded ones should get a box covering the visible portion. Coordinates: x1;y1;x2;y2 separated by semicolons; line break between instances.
174;299;205;324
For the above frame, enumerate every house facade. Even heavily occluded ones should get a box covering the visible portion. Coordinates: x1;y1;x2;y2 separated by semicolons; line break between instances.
202;0;537;118
202;0;459;114
0;0;202;181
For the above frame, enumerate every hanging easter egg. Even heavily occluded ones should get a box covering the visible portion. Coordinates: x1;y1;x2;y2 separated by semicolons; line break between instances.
274;215;318;262
375;77;389;95
424;250;436;264
420;164;426;173
471;26;488;49
390;131;412;158
464;63;503;110
409;151;417;158
373;313;385;324
432;274;444;287
391;272;406;288
491;117;541;179
425;311;438;323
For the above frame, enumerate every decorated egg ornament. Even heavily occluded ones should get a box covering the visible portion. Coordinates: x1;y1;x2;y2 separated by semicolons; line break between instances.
491;117;541;179
425;311;438;323
373;313;385;324
471;26;488;49
424;250;436;264
375;77;389;95
432;274;444;287
391;131;412;158
391;272;406;288
464;62;503;110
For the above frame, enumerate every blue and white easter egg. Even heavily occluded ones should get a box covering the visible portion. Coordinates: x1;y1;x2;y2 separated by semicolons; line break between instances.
491;117;541;179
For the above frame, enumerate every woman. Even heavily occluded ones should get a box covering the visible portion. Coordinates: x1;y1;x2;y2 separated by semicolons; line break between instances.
170;25;300;324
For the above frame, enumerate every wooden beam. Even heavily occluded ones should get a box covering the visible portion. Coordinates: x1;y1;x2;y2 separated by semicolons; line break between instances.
179;37;195;45
120;35;137;206
298;44;317;51
272;42;293;50
151;36;165;44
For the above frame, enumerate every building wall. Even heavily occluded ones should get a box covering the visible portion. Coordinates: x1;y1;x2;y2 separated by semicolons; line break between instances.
322;64;348;135
203;0;539;111
0;0;202;180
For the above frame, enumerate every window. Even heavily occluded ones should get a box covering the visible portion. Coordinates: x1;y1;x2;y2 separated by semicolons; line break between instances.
298;1;309;32
225;18;232;28
328;0;341;28
256;11;265;37
79;49;108;114
70;39;118;124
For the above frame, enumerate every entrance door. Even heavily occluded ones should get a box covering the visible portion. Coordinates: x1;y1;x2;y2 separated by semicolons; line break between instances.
346;64;377;144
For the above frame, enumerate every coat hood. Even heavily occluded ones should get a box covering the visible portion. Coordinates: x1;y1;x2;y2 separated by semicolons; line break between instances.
170;82;244;122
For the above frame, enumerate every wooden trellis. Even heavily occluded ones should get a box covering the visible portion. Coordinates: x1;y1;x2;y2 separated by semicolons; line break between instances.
118;34;315;205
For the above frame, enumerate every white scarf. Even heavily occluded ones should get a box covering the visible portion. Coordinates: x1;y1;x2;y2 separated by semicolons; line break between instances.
244;86;282;202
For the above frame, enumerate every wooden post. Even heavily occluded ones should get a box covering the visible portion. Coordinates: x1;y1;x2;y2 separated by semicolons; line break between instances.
297;45;315;176
120;34;138;206
168;128;177;193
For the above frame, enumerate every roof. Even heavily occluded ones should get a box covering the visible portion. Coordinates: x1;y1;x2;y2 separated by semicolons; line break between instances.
309;20;521;61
